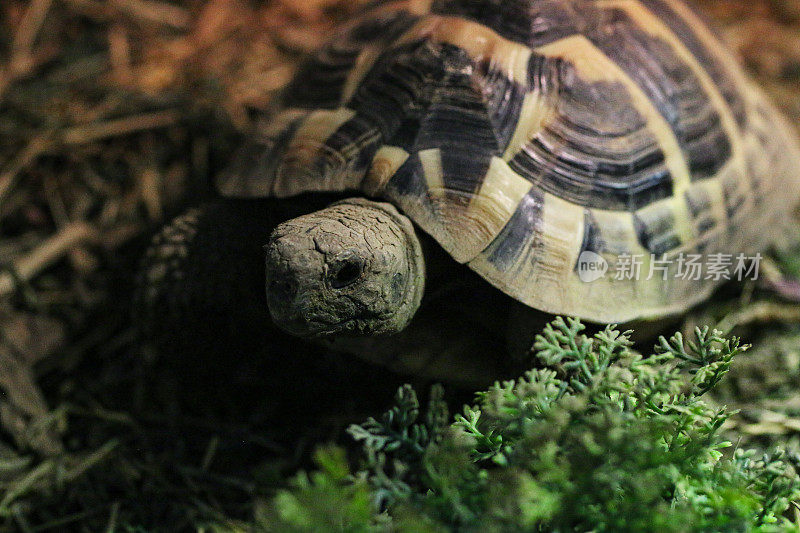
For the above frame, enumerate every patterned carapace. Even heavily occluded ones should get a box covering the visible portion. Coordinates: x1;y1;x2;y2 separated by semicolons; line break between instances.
217;0;800;322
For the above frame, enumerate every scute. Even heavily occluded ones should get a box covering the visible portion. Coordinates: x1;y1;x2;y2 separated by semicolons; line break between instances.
217;0;800;323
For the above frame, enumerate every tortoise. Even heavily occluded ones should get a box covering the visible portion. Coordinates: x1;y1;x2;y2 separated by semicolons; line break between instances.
138;0;800;383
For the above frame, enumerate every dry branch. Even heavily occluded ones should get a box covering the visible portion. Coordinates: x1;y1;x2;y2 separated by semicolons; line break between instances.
110;0;192;30
61;110;181;145
0;132;55;210
0;223;97;299
11;0;55;62
0;313;67;455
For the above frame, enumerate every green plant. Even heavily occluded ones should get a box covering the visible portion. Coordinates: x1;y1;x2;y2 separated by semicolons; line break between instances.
262;318;800;532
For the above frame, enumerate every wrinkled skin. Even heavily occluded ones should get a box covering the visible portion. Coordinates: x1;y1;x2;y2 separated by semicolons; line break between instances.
264;198;425;338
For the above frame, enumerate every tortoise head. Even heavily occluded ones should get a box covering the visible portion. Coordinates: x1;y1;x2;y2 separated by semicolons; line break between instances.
264;199;425;338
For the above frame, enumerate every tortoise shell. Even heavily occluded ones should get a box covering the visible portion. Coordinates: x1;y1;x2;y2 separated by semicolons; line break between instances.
217;0;800;323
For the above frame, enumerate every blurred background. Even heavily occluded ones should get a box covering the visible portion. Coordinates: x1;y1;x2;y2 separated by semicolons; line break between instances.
0;0;798;529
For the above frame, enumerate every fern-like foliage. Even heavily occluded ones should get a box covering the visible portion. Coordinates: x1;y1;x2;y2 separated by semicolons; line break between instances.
262;318;800;532
346;384;450;510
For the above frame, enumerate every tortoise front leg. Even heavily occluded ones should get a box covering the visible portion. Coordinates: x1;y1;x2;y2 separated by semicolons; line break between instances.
136;199;286;356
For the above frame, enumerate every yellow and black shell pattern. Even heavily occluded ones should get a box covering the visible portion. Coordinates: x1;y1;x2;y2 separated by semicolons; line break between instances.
217;0;800;323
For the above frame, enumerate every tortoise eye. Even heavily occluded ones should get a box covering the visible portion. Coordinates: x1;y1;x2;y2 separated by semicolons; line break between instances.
329;254;365;289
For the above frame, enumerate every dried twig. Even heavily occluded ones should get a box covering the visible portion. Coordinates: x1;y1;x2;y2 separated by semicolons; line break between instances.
0;223;98;299
0;132;56;210
11;0;55;63
0;313;67;455
108;24;133;85
61;110;181;145
110;0;192;30
0;0;55;103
